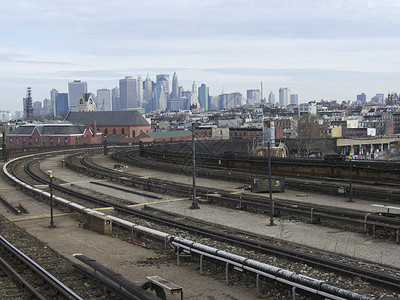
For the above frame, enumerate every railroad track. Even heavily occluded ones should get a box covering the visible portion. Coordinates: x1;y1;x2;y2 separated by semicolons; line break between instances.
137;145;400;201
108;148;400;243
0;235;83;300
11;151;397;293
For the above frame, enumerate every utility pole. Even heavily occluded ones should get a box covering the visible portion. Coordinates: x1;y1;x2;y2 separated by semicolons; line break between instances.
348;154;354;202
190;122;200;209
47;170;56;228
268;140;276;226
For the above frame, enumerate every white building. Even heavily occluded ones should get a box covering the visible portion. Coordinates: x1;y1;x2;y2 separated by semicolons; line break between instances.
279;87;290;107
76;93;97;112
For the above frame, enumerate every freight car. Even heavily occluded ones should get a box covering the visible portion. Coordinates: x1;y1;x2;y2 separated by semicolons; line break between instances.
251;176;285;193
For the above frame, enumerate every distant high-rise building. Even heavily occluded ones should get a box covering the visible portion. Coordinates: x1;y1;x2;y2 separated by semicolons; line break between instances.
191;81;199;108
55;93;68;117
290;94;298;105
97;88;111;111
42;98;51;116
68;80;87;111
279;88;290;107
172;72;179;99
33;101;42;116
247;89;261;105
357;93;366;104
155;75;168;110
50;89;58;116
119;76;138;110
156;74;170;97
137;76;143;107
198;84;209;110
268;91;275;105
111;87;119;111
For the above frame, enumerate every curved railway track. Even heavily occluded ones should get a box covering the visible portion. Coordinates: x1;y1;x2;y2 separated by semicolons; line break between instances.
139;144;400;202
109;148;400;243
16;150;400;290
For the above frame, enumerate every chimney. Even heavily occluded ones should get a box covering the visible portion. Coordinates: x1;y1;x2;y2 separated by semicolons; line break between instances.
93;120;97;137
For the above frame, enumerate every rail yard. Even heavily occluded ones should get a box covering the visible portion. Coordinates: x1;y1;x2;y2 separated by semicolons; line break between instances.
0;142;400;299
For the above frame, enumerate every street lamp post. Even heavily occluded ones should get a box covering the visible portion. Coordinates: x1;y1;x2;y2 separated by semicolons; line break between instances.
268;140;276;226
190;122;200;209
47;170;56;228
348;154;354;202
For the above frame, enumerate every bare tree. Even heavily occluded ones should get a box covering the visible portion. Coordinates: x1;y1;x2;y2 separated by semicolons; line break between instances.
291;114;320;157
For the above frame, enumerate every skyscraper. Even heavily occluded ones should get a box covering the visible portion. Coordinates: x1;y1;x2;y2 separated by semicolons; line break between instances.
137;76;143;107
191;81;199;108
268;91;275;105
68;80;87;111
357;93;366;104
112;87;119;111
155;74;169;110
156;74;170;96
290;94;298;105
198;84;209;110
247;89;261;105
55;93;68;117
97;88;111;111
172;72;179;99
119;76;138;110
279;88;290;107
50;89;58;117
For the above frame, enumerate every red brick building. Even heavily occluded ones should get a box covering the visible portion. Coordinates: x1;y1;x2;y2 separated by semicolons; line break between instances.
7;123;101;149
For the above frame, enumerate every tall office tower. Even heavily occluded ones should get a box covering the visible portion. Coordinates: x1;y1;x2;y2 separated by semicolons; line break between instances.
97;88;111;111
290;94;298;105
247;89;261;105
268;91;275;105
111;87;119;111
144;73;153;102
55;93;68;117
119;76;138;110
137;76;143;107
42;98;51;115
68;80;87;111
33;101;42;116
172;72;179;99
24;87;33;121
50;89;58;116
155;77;168;110
191;81;199;107
279;88;290;107
198;84;209;110
357;93;366;104
156;74;170;97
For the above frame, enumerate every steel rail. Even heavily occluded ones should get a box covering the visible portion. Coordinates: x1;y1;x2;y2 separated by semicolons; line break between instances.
0;235;83;300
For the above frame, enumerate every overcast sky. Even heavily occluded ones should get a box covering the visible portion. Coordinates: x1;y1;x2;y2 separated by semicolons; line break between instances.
1;0;400;112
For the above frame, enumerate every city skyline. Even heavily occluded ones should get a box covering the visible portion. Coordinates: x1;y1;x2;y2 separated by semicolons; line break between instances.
1;1;400;112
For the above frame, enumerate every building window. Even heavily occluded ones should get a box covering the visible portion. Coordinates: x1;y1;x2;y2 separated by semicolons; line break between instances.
16;137;19;145
104;128;108;135
132;130;135;137
29;137;32;144
23;137;26;144
35;137;38;144
9;137;12;144
65;138;68;145
50;138;53;145
121;128;125;135
57;138;60;144
113;128;116;135
43;138;46;144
